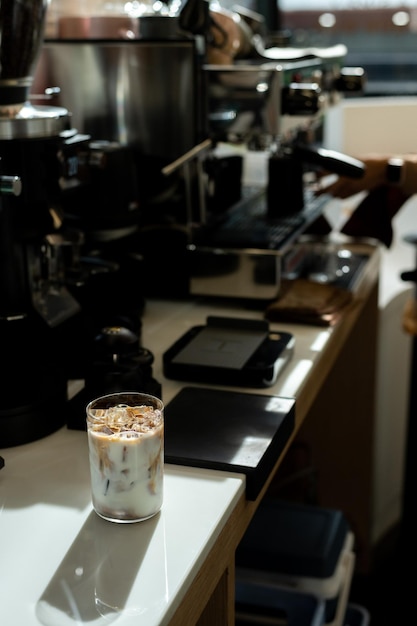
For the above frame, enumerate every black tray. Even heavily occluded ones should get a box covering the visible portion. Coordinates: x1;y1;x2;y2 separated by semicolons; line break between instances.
164;386;295;500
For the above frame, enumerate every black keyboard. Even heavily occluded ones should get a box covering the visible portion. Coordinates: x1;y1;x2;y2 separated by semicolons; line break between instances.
206;189;331;251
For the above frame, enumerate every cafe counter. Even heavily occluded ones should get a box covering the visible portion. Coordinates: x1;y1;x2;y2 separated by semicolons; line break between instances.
0;241;380;626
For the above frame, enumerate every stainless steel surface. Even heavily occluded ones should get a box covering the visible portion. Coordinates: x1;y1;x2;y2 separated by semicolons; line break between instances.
33;40;203;160
0;103;70;139
204;57;335;142
187;245;282;300
204;61;285;140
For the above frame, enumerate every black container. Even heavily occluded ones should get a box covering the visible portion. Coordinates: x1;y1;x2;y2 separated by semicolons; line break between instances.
0;0;48;106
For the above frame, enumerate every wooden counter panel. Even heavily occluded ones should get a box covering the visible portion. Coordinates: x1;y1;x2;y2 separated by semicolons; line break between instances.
168;495;255;626
269;277;379;574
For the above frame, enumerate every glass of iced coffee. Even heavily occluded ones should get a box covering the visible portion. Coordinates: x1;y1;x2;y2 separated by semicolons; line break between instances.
86;391;164;523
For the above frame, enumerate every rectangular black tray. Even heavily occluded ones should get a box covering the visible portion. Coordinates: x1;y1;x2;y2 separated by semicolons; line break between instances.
163;316;294;388
164;386;295;500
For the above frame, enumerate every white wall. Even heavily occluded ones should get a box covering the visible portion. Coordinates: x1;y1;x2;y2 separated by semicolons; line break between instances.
325;96;417;156
324;96;416;544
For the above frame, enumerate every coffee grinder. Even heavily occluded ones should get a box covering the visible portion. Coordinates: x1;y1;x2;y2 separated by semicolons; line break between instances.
0;0;86;447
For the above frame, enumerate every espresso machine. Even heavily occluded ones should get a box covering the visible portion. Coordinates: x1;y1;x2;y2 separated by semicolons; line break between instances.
0;2;368;444
187;16;366;300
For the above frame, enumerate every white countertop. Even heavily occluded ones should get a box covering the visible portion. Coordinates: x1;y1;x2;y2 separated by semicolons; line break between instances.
0;426;245;626
0;250;376;625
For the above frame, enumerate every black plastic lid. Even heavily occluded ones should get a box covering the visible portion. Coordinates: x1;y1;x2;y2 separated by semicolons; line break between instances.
236;498;350;578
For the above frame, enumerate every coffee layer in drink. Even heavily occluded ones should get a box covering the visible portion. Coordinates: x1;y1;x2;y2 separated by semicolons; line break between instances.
87;404;164;522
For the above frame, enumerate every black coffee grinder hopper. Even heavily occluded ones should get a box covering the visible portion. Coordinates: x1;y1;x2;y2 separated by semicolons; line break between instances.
66;324;161;431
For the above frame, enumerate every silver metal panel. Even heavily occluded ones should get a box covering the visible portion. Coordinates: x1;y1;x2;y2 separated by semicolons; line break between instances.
0;103;70;140
204;62;284;139
33;40;201;160
203;58;325;141
187;245;282;300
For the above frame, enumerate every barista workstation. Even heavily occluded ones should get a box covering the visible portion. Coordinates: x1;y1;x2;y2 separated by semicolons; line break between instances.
0;1;380;625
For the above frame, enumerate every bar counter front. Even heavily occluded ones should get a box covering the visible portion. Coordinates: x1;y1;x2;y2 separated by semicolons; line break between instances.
0;241;380;626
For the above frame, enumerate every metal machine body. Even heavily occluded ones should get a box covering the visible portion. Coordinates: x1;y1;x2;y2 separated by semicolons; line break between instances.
31;33;362;303
0;2;365;445
203;52;346;146
33;38;206;163
186;47;364;301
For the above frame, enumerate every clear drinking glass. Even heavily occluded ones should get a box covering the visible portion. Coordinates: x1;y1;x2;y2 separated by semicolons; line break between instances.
86;391;164;523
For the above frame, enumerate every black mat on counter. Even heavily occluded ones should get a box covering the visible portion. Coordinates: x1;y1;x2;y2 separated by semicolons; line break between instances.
164;387;295;500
